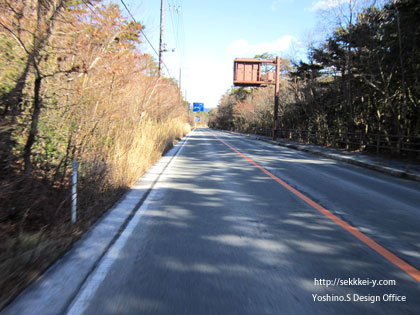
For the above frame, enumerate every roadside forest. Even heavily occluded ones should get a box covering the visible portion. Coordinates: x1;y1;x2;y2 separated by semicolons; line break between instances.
0;0;189;308
209;0;420;157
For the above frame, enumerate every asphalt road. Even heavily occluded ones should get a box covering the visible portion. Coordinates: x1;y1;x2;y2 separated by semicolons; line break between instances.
66;128;420;315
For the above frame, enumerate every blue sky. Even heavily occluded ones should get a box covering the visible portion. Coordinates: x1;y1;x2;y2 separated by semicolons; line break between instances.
122;0;332;108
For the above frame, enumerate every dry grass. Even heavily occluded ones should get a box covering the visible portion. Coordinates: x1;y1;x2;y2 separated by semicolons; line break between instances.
0;118;191;310
108;118;191;187
0;2;191;309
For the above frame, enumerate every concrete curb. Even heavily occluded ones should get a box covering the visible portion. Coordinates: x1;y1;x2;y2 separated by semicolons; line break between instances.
1;132;192;315
225;130;420;182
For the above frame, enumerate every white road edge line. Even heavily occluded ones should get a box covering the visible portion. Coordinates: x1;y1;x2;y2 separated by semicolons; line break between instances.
65;130;192;315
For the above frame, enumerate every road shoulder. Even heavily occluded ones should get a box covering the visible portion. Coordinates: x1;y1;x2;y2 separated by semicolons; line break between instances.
1;132;191;315
221;130;420;182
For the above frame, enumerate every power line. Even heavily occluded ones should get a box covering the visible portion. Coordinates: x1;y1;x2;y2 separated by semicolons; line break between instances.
178;0;187;66
168;0;181;67
168;0;178;52
120;0;158;57
120;0;171;77
82;0;100;18
167;0;187;83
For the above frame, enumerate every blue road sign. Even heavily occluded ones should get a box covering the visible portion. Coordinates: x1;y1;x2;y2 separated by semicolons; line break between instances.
194;117;200;122
193;102;204;112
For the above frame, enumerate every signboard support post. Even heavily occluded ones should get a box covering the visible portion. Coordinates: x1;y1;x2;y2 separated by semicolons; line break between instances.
273;56;280;141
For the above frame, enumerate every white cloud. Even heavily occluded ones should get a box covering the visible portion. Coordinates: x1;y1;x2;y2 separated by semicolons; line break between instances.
225;36;293;56
271;0;294;11
311;0;348;11
183;59;232;108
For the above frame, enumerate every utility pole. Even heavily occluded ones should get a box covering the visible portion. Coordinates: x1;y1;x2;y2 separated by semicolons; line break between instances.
186;90;190;122
159;0;164;76
179;67;183;109
179;68;182;93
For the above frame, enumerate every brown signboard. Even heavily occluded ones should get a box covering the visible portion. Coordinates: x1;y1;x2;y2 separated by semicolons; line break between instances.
233;58;275;86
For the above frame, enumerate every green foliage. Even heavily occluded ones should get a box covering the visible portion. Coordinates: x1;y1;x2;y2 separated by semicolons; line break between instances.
212;0;420;144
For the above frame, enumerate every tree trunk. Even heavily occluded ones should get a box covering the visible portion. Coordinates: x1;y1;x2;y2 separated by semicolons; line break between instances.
23;74;42;174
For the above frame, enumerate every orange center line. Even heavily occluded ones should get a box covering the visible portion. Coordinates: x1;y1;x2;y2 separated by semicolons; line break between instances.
209;131;420;284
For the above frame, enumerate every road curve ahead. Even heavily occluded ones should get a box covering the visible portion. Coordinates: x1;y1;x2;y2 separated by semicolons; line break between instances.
67;128;420;315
